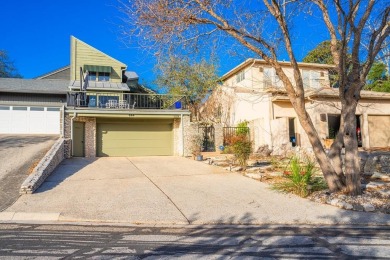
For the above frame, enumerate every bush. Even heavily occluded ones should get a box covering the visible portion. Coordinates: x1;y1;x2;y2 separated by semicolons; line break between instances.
273;155;327;197
190;133;203;156
230;134;252;169
236;121;249;136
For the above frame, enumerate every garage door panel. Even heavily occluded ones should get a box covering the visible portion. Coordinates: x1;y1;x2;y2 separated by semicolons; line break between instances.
368;115;390;147
0;106;60;134
100;147;172;157
97;121;173;157
102;138;171;148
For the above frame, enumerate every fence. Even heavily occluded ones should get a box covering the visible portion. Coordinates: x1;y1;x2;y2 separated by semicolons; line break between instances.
223;127;250;146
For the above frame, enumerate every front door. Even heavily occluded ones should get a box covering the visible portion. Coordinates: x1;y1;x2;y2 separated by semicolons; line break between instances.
73;122;85;157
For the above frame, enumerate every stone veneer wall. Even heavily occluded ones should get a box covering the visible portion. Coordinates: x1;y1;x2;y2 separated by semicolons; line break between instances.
20;138;65;194
64;114;96;158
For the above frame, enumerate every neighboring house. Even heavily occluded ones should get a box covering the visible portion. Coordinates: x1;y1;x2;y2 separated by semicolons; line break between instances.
0;36;191;157
0;78;68;134
202;58;390;153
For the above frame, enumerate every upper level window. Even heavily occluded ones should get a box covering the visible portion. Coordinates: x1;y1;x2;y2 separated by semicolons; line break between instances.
88;71;110;82
98;72;110;82
236;71;245;83
302;70;321;89
88;71;97;81
263;67;282;88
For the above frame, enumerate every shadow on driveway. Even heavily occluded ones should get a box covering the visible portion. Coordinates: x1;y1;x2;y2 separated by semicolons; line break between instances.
34;158;97;194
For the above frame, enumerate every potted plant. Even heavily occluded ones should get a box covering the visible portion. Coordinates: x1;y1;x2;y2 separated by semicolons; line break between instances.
324;127;336;149
190;133;204;161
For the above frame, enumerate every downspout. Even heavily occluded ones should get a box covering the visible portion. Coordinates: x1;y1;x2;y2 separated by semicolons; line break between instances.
61;105;65;137
70;112;77;156
181;113;185;156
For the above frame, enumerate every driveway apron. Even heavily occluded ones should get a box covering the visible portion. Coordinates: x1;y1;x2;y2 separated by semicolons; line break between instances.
4;156;390;225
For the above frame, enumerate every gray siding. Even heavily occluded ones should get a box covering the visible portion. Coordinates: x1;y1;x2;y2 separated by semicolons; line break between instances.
0;92;66;106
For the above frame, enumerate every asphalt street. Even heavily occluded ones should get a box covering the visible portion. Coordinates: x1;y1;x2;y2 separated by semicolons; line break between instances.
0;223;390;259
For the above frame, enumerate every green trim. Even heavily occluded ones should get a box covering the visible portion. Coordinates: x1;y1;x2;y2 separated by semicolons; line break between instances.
84;65;112;73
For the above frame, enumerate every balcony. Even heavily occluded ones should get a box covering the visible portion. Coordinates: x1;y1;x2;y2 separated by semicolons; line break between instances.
66;91;187;110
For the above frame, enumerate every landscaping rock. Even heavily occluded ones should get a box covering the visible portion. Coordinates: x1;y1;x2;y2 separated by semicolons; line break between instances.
213;161;230;167
268;172;283;177
363;203;375;212
256;145;272;157
245;167;261;173
371;172;390;181
378;189;390;198
330;199;339;206
247;160;258;167
342;202;354;210
231;166;243;172
366;181;387;189
353;204;365;212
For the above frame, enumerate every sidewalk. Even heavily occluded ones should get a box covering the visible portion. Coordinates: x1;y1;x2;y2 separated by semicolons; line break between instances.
1;157;390;225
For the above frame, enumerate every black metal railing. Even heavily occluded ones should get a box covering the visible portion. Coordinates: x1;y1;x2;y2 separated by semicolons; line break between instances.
66;91;187;110
223;127;250;146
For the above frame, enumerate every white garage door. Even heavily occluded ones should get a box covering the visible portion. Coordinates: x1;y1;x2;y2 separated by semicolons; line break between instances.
0;106;61;134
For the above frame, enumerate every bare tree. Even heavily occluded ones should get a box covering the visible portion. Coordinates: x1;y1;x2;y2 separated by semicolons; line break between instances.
121;0;390;195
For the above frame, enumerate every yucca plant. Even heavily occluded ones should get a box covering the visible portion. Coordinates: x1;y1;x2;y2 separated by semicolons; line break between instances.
273;155;326;197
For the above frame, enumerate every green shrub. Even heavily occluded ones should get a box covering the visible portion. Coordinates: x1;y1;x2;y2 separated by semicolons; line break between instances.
273;155;327;197
230;134;252;169
236;121;249;136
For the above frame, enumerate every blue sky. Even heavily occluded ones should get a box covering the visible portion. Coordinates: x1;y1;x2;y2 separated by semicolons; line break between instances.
1;0;330;85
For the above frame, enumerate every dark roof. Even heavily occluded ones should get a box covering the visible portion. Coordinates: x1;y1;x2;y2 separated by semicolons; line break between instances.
34;65;70;79
0;78;69;94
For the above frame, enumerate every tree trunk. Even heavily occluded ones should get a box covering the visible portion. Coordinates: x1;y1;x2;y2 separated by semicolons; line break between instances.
294;110;345;192
341;101;362;195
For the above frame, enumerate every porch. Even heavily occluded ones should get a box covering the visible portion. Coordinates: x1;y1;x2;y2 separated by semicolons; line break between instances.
66;91;187;110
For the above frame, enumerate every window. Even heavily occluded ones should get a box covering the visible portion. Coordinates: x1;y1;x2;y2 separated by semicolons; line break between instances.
30;107;44;111
88;71;97;81
302;70;321;89
47;107;60;112
263;67;282;88
236;71;245;83
87;71;110;82
0;106;10;110
13;107;27;111
98;72;110;82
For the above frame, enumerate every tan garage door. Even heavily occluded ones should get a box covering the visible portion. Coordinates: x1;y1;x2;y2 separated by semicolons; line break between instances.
368;115;390;147
97;119;173;157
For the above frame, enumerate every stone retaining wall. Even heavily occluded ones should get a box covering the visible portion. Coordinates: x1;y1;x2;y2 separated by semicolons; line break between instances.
20;138;66;194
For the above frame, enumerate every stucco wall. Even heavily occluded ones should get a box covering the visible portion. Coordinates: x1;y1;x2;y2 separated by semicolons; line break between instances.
173;115;190;156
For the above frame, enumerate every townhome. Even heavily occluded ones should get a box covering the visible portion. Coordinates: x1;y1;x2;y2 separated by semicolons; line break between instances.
201;58;390;153
0;36;191;157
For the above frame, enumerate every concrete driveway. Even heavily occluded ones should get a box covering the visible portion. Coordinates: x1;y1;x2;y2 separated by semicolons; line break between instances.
0;135;58;211
3;156;390;225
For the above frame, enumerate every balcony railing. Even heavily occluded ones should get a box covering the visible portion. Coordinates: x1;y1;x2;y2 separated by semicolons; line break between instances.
66;91;187;110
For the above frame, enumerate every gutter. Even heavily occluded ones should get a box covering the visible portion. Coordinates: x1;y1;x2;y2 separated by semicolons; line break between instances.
70;112;77;156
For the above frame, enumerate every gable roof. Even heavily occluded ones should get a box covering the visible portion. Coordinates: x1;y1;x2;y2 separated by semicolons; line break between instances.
221;58;335;81
0;78;69;94
35;65;70;79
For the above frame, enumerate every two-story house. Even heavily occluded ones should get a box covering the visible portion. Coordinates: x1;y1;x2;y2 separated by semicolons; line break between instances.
202;58;390;153
0;36;191;157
